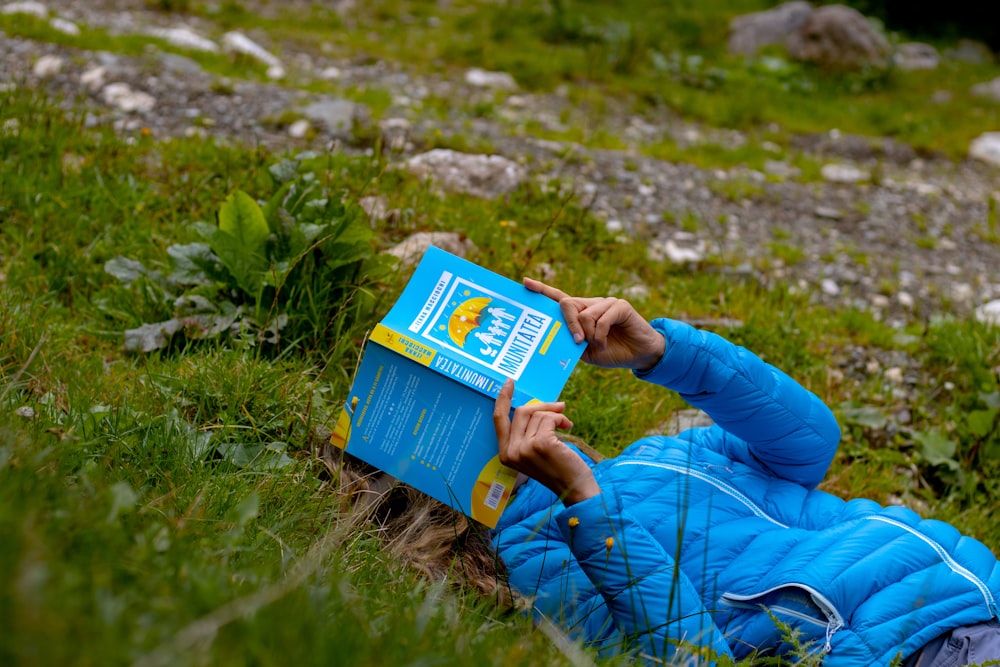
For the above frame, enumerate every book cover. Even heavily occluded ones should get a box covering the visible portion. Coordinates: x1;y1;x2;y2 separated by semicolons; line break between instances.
331;247;584;527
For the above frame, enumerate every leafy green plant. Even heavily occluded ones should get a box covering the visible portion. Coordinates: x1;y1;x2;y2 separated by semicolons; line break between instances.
101;159;394;356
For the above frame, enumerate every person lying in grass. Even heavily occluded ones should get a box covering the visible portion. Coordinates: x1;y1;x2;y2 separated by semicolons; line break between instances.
486;279;1000;666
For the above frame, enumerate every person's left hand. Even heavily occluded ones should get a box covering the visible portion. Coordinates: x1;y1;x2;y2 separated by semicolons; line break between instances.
493;379;600;505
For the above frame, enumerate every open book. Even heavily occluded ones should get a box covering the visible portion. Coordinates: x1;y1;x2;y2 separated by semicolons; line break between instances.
330;247;584;527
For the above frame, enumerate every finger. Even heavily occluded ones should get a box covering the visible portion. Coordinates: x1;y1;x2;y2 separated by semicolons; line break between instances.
593;299;632;348
523;277;569;302
524;278;588;344
577;299;619;347
493;379;514;447
527;410;573;437
511;401;566;437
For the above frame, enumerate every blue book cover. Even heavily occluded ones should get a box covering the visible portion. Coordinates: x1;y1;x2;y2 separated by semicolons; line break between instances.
331;247;584;527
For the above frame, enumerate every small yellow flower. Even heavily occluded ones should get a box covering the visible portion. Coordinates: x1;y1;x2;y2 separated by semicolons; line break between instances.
605;537;615;551
141;127;151;137
568;517;579;528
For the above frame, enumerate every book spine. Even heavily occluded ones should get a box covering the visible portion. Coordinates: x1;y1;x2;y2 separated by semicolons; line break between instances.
369;323;437;367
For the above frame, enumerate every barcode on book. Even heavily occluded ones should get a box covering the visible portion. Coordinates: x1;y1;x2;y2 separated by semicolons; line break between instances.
484;481;506;510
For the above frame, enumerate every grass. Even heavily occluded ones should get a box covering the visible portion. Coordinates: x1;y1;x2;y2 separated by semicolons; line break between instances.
2;1;1000;664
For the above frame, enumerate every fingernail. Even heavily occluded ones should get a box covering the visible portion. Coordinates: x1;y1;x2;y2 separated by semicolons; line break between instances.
573;332;584;343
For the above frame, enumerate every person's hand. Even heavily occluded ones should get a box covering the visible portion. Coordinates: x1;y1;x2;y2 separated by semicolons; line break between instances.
524;278;665;372
493;379;600;505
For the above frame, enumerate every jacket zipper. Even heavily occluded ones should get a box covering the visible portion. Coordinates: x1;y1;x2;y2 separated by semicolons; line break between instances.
610;460;1000;642
863;515;999;618
611;460;790;529
720;584;844;652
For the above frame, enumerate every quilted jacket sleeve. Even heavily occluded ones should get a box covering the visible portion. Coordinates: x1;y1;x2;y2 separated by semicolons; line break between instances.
635;318;841;488
552;492;734;663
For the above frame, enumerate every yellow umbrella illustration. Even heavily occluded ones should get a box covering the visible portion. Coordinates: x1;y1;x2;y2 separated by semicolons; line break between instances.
447;297;491;347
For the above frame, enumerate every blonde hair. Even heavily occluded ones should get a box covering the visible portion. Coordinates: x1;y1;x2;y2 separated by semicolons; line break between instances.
324;446;513;607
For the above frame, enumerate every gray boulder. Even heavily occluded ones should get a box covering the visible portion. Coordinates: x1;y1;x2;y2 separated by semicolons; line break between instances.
893;42;939;71
727;1;813;57
971;77;1000;102
385;232;477;266
405;149;526;199
969;133;1000;167
786;5;889;69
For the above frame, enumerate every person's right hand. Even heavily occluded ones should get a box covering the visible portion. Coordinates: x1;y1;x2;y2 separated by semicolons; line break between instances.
524;278;665;372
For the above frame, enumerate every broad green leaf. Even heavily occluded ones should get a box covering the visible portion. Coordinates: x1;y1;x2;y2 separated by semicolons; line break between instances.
838;405;889;430
104;256;150;284
913;429;960;470
167;242;218;285
209;229;268;295
968;409;998;438
981;391;1000;410
218;190;270;255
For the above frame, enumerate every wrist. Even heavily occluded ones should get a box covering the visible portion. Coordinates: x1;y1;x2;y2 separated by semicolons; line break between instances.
633;331;666;373
561;473;601;506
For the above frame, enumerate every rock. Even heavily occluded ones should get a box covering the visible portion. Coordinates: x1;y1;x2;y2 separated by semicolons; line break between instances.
975;300;1000;327
971;77;1000;102
945;39;995;65
358;195;390;223
149;27;219;53
287;119;310;138
727;1;813;57
385;232;476;265
1;1;47;18
379;117;411;151
969;132;1000;167
221;31;283;73
661;409;714;436
405;149;526;199
32;54;63;78
80;65;107;92
786;5;889;70
821;163;870;183
821;278;841;296
15;406;35;419
897;292;915;309
650;235;707;264
159;52;204;75
893;42;939;71
464;67;517;90
815;206;843;220
318;66;343;80
300;97;357;136
49;17;79;35
100;83;156;113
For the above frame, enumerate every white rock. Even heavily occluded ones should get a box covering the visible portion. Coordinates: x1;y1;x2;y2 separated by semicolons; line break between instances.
149;27;219;53
32;54;64;78
969;132;1000;167
821;163;870;184
385;232;477;266
662;239;706;263
605;219;624;233
975;299;1000;327
871;294;890;309
1;1;47;18
821;278;841;296
80;65;107;91
101;83;155;113
897;291;915;309
884;367;905;384
49;17;79;35
464;67;517;90
893;42;939;70
221;31;282;68
15;405;35;419
287;119;310;138
319;66;342;80
266;64;285;80
405;149;526;199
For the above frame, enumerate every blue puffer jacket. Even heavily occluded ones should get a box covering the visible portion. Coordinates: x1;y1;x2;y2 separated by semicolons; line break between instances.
492;318;1000;666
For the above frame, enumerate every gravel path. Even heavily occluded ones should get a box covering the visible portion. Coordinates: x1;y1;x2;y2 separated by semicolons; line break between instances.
4;0;1000;329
